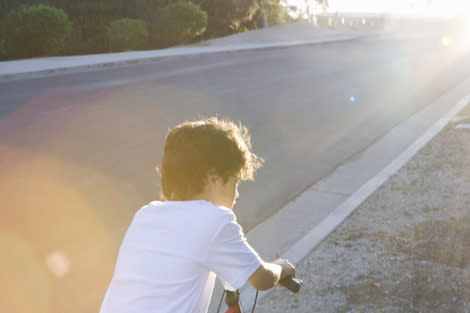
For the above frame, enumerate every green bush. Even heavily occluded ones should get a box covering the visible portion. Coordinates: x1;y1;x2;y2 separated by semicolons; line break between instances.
73;15;110;54
152;2;207;47
2;4;72;59
0;39;6;60
107;18;149;52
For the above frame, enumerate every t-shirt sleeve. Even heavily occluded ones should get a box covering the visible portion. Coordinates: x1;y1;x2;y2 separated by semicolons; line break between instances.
206;212;263;291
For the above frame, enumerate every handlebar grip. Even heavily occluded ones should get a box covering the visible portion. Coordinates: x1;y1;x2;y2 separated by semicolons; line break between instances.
279;277;302;293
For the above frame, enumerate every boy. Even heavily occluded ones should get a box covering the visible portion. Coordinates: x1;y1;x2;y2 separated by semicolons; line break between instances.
99;117;296;313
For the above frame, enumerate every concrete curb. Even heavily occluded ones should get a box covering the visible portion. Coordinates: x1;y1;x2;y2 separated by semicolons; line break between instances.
0;35;364;82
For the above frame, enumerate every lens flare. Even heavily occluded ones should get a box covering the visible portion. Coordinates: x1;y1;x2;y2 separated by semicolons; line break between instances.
441;36;453;47
349;96;356;102
46;251;71;277
0;232;51;313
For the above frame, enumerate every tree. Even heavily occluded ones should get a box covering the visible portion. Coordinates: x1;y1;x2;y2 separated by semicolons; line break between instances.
151;2;207;47
2;4;72;59
108;18;149;51
192;0;259;37
261;0;292;26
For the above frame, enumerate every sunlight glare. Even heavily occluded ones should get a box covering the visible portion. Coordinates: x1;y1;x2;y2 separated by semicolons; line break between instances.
47;251;71;277
0;232;52;313
286;0;470;17
441;36;453;47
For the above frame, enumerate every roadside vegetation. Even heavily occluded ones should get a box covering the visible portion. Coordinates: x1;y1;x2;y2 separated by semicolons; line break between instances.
107;18;149;52
1;4;72;59
0;0;311;60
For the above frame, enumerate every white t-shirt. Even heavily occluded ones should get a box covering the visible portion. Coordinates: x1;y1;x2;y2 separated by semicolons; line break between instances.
99;200;262;313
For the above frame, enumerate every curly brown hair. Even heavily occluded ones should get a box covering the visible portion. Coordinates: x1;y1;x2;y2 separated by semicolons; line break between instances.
157;117;263;201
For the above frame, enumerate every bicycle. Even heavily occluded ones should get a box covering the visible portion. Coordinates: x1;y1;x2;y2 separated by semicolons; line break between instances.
216;276;302;313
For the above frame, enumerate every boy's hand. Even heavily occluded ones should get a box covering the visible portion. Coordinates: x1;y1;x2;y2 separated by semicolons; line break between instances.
272;258;296;282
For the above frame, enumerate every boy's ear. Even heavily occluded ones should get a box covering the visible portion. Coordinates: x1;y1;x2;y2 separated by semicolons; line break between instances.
203;172;217;191
206;169;219;183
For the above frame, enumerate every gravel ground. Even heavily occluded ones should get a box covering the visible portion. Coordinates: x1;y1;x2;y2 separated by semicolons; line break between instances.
256;104;470;313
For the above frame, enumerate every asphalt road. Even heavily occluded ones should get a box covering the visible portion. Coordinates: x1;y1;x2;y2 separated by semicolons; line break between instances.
2;31;470;313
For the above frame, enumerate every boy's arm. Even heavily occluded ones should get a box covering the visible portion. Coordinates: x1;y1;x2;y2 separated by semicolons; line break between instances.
248;259;296;291
207;210;296;291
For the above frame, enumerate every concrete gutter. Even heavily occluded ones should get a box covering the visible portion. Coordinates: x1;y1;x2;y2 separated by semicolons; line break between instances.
0;34;364;82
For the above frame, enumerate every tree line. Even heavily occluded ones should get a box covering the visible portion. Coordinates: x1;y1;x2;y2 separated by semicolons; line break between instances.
0;0;309;60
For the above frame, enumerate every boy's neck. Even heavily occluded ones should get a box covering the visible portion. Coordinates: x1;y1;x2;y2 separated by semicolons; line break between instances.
191;176;237;210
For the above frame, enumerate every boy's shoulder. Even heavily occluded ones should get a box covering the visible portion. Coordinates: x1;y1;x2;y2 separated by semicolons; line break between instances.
138;200;235;221
134;200;239;242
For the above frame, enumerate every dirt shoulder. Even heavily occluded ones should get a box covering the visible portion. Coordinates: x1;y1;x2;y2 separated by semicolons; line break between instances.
256;104;470;313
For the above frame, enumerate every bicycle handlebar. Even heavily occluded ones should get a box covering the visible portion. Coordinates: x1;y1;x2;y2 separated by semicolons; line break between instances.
279;277;303;293
219;277;302;313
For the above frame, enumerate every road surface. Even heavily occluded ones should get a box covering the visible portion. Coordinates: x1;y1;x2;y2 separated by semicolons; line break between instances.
1;30;470;313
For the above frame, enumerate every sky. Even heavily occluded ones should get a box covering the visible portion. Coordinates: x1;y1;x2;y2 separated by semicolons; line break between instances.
287;0;468;17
